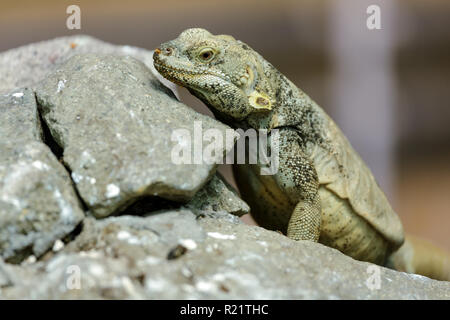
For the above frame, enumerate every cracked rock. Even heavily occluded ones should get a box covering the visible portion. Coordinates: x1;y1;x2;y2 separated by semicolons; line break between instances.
0;141;85;263
0;89;85;263
35;54;236;218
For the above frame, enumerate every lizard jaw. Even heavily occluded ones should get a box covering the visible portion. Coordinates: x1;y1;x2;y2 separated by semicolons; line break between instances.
153;59;233;90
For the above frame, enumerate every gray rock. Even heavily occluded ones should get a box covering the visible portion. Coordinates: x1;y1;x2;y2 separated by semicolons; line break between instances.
0;141;84;263
0;259;13;288
0;88;42;142
0;251;144;299
0;210;448;299
116;173;249;219
67;211;206;257
186;173;249;217
0;89;84;263
0;35;178;98
35;54;235;218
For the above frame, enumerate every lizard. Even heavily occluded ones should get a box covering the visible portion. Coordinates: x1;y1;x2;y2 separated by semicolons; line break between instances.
153;28;450;281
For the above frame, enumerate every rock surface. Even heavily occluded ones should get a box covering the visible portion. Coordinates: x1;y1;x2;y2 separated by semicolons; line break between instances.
122;173;250;217
0;140;85;263
0;88;42;141
187;173;250;217
0;35;177;98
0;89;84;263
0;209;448;299
36;54;236;217
0;36;243;266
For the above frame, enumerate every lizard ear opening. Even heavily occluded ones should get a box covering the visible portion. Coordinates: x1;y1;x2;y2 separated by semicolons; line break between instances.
248;90;272;111
244;64;273;111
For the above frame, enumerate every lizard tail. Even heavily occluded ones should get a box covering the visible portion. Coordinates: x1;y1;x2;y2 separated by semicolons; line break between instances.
387;234;450;281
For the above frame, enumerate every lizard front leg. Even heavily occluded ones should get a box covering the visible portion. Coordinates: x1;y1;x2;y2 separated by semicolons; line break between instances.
274;128;322;241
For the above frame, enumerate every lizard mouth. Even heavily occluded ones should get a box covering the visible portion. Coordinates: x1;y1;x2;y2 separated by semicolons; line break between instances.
153;60;232;88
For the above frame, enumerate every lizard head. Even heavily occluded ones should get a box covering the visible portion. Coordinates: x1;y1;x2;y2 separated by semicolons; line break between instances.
154;28;275;121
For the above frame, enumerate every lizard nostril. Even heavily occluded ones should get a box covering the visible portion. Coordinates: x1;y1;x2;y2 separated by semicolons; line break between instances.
164;47;173;56
155;48;161;55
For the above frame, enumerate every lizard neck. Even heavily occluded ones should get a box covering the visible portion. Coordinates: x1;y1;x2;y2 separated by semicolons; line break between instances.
241;62;329;149
244;63;323;130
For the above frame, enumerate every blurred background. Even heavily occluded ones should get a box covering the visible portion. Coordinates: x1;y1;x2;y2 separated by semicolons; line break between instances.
1;0;449;250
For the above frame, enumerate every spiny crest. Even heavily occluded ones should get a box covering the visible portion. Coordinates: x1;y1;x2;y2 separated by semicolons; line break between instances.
177;28;236;46
178;28;213;43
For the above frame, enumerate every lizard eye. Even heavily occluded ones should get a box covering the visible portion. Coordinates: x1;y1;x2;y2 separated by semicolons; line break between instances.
198;48;216;63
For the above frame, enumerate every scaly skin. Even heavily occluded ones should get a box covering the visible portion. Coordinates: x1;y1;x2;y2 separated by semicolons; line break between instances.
154;28;450;281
